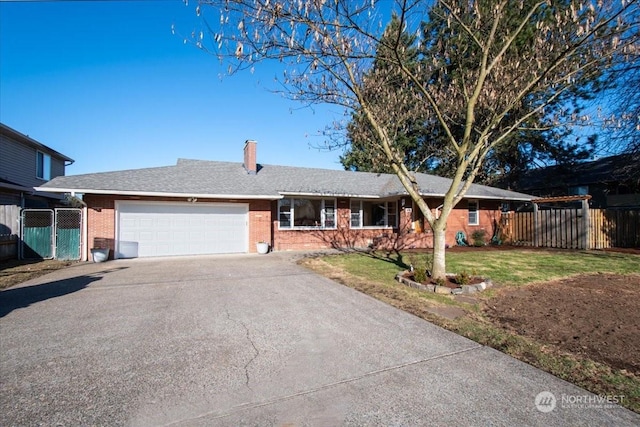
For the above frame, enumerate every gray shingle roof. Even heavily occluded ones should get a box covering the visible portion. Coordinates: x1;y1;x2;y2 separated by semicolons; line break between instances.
39;158;532;201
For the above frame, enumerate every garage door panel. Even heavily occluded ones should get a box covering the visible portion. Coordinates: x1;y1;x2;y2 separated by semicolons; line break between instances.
117;203;248;258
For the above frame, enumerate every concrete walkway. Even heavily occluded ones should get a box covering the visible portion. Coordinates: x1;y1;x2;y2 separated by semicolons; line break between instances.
1;254;638;426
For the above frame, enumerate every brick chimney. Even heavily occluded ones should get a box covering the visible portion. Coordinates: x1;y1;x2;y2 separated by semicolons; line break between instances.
243;140;257;174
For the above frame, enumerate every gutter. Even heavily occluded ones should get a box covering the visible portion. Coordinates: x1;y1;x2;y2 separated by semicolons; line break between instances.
33;187;282;200
34;187;532;203
278;191;382;198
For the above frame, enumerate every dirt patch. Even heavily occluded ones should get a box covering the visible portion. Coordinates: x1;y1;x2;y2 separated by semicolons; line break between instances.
484;273;640;375
0;259;75;290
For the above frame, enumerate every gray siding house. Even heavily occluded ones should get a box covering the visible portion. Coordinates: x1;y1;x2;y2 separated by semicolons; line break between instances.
0;123;74;208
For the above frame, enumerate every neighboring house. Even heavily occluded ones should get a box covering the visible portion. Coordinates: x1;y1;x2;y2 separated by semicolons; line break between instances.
0;123;74;208
37;141;532;259
508;154;640;209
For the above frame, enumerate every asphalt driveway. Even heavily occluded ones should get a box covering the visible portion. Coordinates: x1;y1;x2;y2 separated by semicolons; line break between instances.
1;253;638;426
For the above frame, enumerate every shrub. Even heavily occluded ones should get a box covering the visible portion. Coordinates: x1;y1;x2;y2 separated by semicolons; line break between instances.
455;270;471;285
407;253;430;283
471;230;487;247
413;268;427;283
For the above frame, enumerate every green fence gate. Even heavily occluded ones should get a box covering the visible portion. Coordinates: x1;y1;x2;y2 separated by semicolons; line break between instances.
21;208;82;260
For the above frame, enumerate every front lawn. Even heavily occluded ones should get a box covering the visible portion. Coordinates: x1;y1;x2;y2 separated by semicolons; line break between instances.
299;247;640;413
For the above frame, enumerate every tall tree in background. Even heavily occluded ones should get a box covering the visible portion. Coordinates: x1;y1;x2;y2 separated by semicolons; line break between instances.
606;49;640;181
193;0;639;279
341;1;599;186
340;14;435;174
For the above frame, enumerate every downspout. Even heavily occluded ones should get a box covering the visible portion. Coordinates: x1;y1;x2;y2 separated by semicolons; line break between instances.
82;205;88;262
71;191;88;262
18;192;25;260
435;204;444;219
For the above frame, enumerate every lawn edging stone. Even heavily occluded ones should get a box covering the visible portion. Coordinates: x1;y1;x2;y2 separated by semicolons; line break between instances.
395;271;493;295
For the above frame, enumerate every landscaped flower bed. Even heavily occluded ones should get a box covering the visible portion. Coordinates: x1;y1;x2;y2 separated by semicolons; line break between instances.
395;270;492;295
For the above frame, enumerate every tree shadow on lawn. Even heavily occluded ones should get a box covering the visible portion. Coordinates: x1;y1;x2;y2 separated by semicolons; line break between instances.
0;267;128;318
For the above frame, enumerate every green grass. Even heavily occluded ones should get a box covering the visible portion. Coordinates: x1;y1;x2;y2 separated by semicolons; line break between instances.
321;248;640;286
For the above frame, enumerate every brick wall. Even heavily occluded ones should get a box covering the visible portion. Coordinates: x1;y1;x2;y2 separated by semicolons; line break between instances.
84;195;116;258
445;199;502;245
82;194;504;258
247;199;272;253
271;197;503;251
272;197;437;251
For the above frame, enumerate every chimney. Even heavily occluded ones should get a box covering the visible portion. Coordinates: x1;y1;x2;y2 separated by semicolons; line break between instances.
243;140;257;174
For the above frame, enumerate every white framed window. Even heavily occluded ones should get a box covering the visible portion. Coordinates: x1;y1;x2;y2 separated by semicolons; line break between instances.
278;197;336;229
350;200;398;228
36;151;51;180
468;200;479;225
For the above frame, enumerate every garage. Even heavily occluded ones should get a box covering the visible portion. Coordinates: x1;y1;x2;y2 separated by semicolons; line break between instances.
116;202;248;258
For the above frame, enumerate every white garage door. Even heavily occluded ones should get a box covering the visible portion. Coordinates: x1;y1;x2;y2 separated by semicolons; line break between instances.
116;202;248;258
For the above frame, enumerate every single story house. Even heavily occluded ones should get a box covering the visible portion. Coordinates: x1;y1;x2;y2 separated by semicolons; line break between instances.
37;141;532;259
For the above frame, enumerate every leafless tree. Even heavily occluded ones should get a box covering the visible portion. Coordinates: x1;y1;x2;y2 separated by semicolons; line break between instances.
192;0;639;279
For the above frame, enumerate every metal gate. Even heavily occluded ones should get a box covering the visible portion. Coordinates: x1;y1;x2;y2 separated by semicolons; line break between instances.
21;208;82;260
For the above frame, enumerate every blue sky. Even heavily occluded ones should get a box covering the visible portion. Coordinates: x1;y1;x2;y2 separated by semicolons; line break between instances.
0;0;347;175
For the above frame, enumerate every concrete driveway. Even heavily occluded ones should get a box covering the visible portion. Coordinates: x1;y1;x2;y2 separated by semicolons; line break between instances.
1;253;638;426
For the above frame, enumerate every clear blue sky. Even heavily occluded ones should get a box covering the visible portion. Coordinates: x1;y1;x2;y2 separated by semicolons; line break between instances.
0;0;347;175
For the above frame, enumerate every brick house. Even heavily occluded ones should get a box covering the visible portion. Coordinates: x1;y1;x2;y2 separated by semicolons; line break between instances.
38;141;532;259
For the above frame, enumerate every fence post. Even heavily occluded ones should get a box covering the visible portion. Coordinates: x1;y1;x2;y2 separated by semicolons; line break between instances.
582;198;590;250
533;202;539;247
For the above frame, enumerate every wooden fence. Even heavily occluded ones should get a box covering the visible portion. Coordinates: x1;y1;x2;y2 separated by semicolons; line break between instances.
590;208;640;248
501;208;640;249
0;205;20;260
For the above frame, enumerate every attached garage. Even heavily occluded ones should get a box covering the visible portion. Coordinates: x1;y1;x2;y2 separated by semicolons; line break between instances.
116;202;248;258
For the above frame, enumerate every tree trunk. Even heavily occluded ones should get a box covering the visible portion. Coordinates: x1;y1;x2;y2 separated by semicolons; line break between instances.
431;225;447;280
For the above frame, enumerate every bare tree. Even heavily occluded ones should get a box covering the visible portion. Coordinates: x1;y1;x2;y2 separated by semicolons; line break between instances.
193;0;639;279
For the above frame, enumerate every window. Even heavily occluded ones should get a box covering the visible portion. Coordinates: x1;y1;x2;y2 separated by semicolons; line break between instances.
350;200;398;228
278;197;336;229
468;200;479;225
568;185;589;196
36;151;51;180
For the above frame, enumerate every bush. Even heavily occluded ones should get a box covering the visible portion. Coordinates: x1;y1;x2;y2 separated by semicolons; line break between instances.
455;270;471;285
471;230;487;247
408;253;431;283
413;268;427;283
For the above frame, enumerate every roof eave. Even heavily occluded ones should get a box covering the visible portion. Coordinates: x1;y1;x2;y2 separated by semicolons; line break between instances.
1;123;74;163
412;191;532;201
278;191;382;198
33;187;282;200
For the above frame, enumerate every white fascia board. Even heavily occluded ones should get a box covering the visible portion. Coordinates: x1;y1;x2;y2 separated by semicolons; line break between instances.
33;187;281;200
457;194;533;202
412;191;532;202
279;191;382;198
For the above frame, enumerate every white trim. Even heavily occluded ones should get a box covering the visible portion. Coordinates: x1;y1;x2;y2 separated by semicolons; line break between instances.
35;189;531;202
277;197;338;230
279;191;382;198
34;187;280;200
350;199;398;229
468;199;480;226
